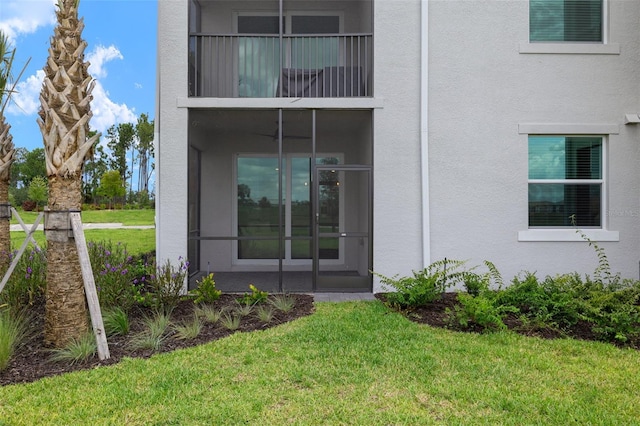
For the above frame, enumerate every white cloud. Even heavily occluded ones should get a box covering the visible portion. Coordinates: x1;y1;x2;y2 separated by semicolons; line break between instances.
89;80;137;135
0;0;56;43
6;44;137;137
87;45;123;79
5;70;44;116
134;82;143;89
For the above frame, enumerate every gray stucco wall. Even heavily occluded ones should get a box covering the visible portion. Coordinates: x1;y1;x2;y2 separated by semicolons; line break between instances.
428;0;640;282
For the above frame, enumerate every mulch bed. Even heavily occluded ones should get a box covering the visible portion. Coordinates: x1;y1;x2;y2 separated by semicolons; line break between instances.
0;294;314;386
3;292;638;387
374;292;640;350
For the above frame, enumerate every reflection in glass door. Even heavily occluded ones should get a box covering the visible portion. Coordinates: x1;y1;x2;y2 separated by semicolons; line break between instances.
236;155;341;265
315;166;372;292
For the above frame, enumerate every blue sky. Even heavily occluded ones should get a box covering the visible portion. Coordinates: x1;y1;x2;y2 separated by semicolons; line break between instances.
0;0;157;155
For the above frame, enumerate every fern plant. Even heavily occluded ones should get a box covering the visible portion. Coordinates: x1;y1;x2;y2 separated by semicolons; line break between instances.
374;258;466;308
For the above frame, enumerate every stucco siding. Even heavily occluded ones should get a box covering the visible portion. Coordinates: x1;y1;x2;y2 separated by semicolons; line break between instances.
372;0;423;292
428;0;640;282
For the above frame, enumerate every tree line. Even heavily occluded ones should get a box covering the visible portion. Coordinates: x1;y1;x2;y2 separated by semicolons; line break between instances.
10;114;155;210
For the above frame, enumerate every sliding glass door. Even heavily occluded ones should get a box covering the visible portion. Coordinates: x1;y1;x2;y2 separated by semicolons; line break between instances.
235;154;342;264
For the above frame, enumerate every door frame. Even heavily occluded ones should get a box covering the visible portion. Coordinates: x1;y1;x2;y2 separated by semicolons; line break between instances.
313;164;373;292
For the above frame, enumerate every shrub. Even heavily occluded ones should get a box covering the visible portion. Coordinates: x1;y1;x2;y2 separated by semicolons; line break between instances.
375;259;466;308
190;273;222;304
447;293;512;332
462;261;503;297
237;284;269;306
580;280;640;343
494;272;583;330
0;247;46;314
147;257;189;315
88;241;142;312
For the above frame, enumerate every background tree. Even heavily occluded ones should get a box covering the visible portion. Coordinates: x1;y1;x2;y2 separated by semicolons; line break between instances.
38;0;100;347
96;170;125;209
27;176;48;211
82;137;107;203
135;113;154;195
9;147;47;207
106;122;134;191
13;147;46;188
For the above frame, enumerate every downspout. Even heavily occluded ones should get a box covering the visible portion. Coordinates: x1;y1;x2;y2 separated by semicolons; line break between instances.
154;1;162;260
420;0;431;268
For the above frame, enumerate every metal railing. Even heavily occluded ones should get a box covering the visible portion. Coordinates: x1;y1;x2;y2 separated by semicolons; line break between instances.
189;33;372;98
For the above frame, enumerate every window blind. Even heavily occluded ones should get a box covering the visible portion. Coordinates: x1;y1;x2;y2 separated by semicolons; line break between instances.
530;0;602;42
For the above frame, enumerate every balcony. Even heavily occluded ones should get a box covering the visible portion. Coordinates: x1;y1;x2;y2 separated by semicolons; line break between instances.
188;33;372;98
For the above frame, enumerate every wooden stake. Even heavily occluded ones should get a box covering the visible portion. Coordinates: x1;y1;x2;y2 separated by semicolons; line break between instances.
10;207;41;250
69;212;110;360
0;212;44;294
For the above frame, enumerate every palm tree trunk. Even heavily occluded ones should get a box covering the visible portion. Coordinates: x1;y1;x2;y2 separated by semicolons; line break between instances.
44;176;87;346
0;182;10;262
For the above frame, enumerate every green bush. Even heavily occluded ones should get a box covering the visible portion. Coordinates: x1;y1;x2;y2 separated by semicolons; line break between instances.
237;284;269;306
447;293;512;332
190;273;222;305
0;247;46;314
147;257;189;315
580;280;640;343
375;259;466;308
88;241;142;312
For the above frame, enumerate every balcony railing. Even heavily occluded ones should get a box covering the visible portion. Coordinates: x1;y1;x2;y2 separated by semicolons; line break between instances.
189;34;372;98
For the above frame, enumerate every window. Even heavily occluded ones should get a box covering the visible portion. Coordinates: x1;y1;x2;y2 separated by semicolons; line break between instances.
235;12;343;97
530;0;602;42
528;136;602;227
235;154;343;264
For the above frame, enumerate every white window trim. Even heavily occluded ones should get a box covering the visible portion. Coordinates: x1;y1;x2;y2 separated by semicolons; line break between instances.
520;0;619;55
518;124;619;242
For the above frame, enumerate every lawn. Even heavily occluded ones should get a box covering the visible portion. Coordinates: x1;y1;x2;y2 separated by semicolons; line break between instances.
0;301;638;425
10;209;155;226
9;209;155;256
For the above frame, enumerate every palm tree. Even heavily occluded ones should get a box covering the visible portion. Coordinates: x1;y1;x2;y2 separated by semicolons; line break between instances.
38;0;100;347
0;32;18;263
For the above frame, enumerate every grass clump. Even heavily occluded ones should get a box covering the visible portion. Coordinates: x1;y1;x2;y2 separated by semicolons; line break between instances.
255;304;274;323
269;293;296;312
173;315;202;340
48;333;97;365
234;303;253;317
195;304;223;324
128;313;171;352
220;312;241;331
102;307;130;336
0;310;30;371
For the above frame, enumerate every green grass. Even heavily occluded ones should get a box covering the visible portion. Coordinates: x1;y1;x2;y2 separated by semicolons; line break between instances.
10;229;155;256
10;209;155;226
1;301;639;424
